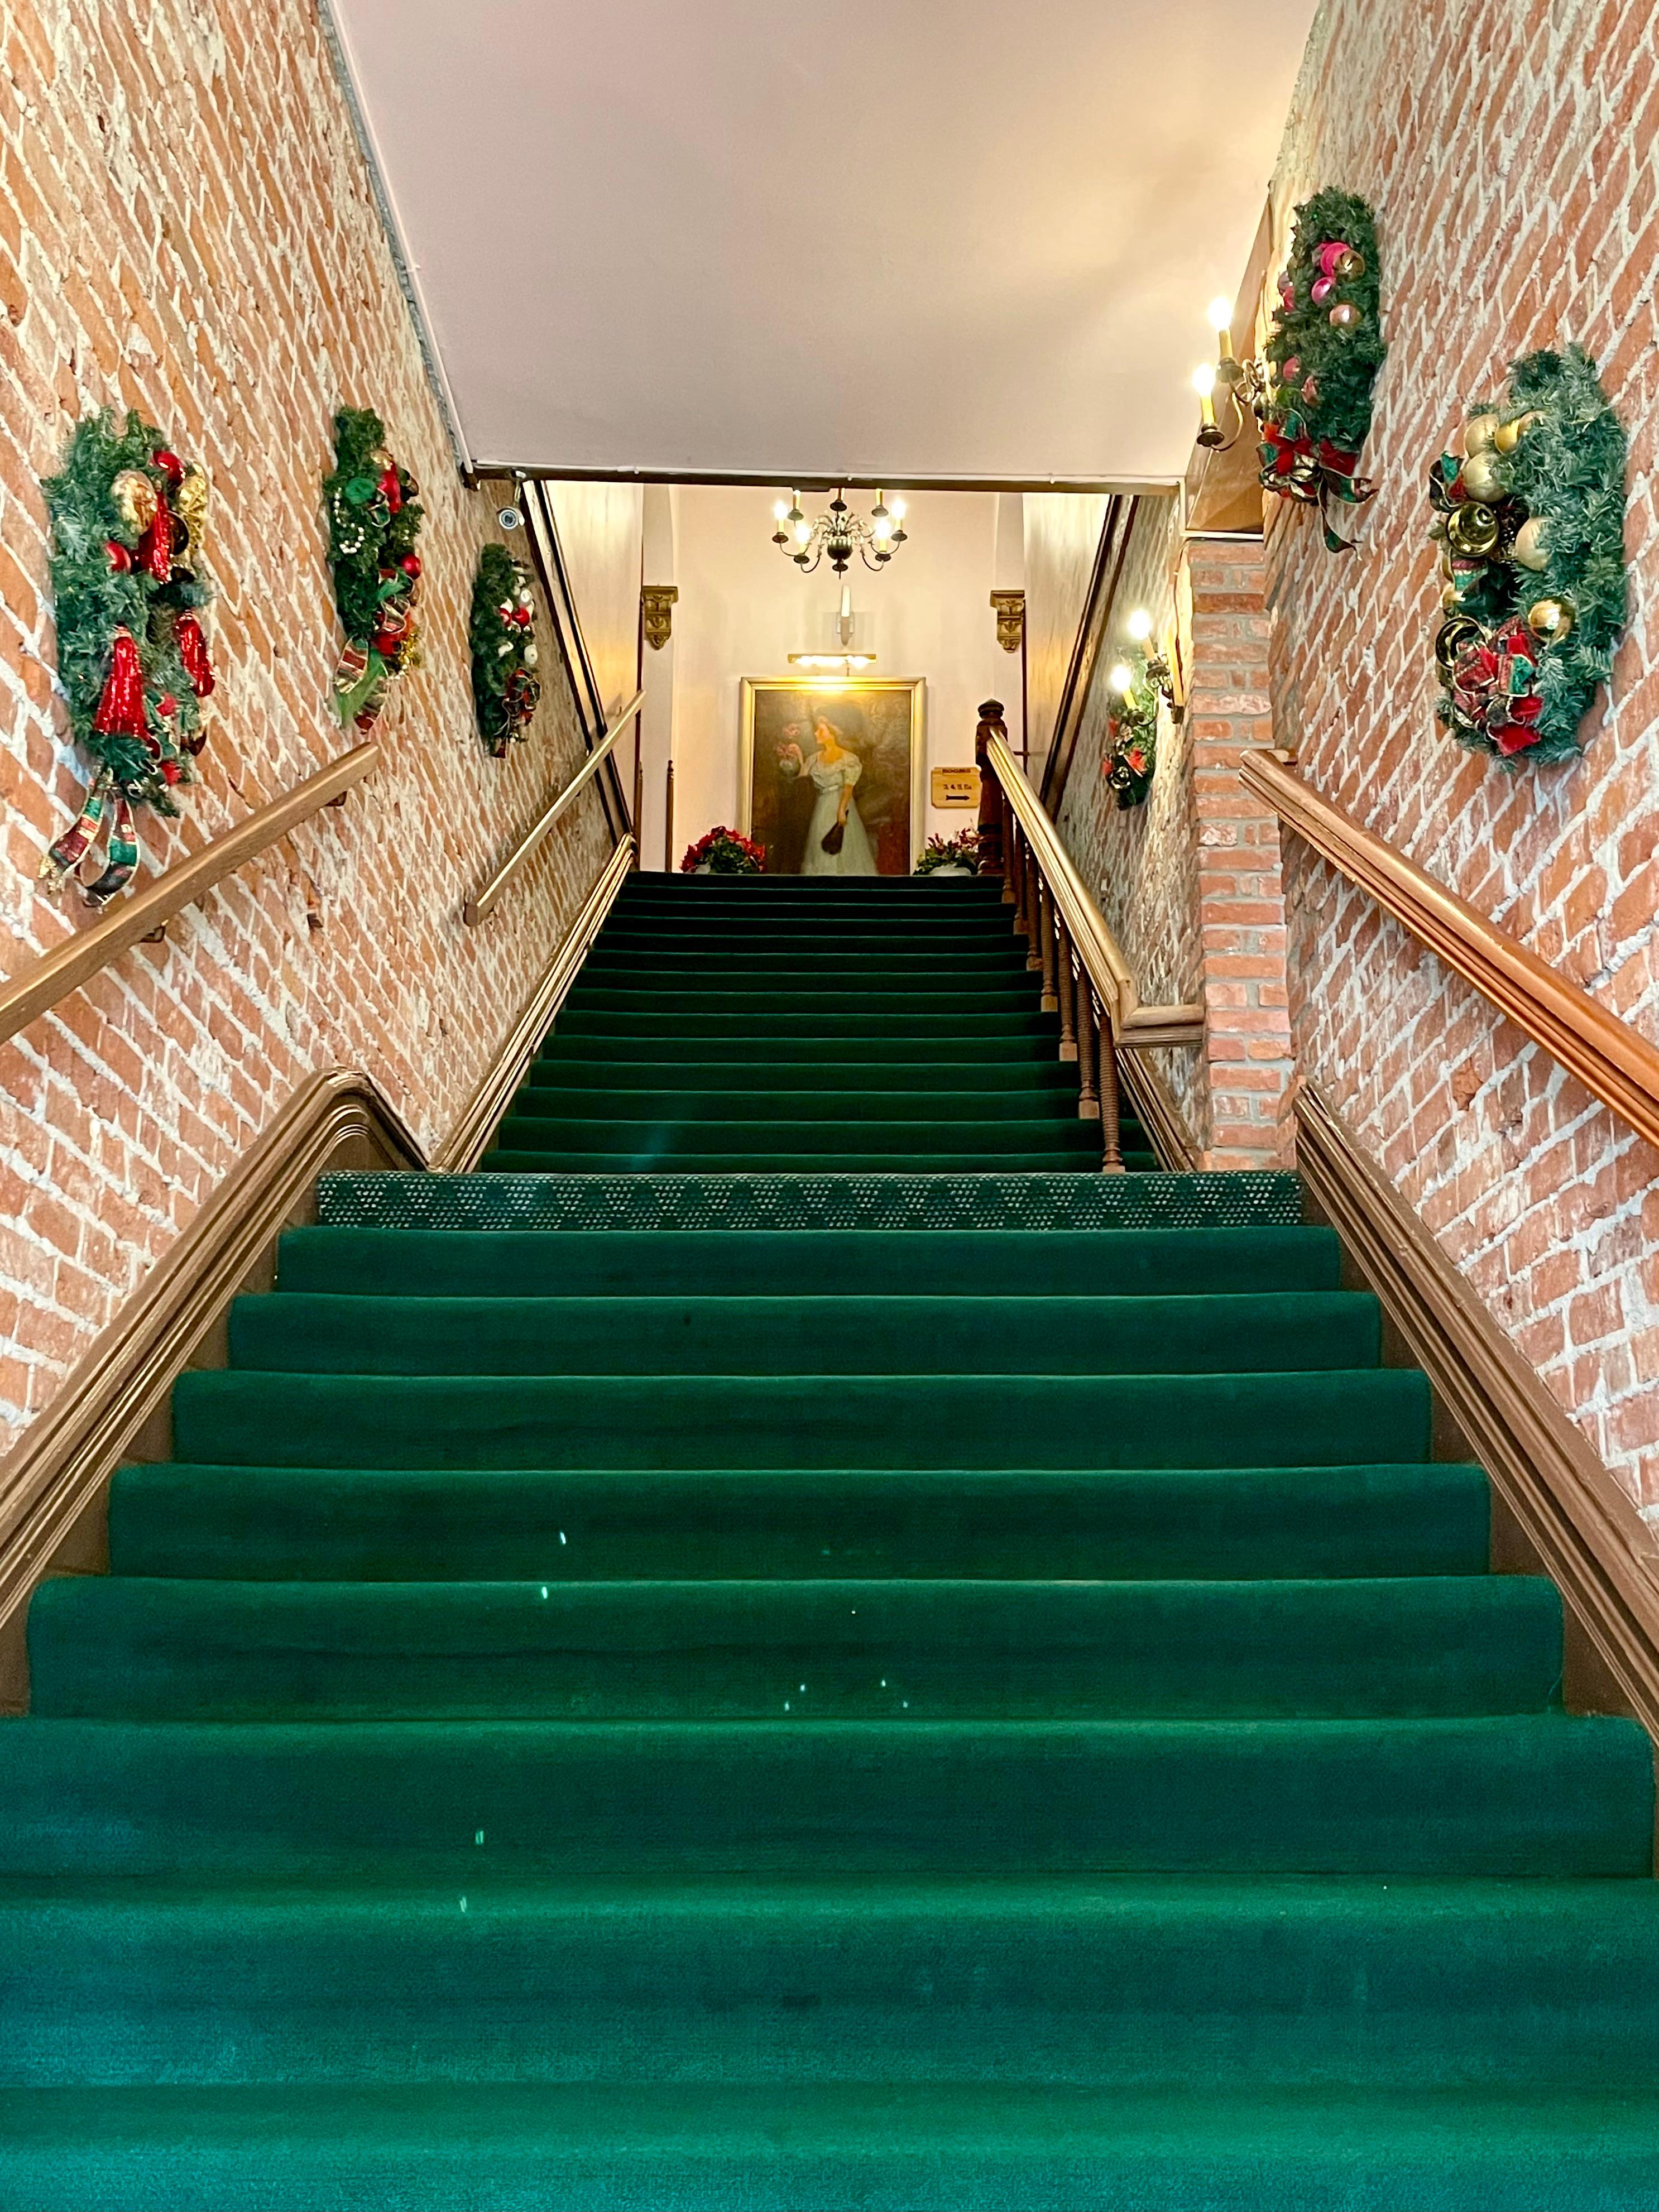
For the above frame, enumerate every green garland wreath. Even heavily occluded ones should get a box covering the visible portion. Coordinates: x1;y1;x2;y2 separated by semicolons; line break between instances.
1102;652;1159;809
1430;346;1627;764
1259;189;1385;551
324;407;424;729
41;409;215;904
470;543;543;754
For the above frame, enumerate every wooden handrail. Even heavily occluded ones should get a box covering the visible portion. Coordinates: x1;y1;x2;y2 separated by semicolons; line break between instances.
1239;748;1659;1155
0;742;381;1050
984;731;1205;1050
463;688;644;927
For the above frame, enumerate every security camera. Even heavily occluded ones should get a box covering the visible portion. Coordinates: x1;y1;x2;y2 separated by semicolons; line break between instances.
497;503;524;532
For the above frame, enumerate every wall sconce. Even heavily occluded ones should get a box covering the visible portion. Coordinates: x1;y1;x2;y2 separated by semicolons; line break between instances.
1125;606;1184;721
1195;295;1269;454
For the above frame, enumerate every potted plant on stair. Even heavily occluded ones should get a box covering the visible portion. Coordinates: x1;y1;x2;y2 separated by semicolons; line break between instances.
680;826;766;875
914;829;980;877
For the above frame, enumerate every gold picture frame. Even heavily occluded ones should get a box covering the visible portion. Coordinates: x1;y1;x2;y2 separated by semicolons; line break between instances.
738;678;927;878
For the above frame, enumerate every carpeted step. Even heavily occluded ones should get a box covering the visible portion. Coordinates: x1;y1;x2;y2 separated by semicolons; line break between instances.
169;1366;1432;1469
538;1031;1065;1064
562;987;1044;1016
6;1875;1659;2090
492;1114;1109;1157
108;1462;1492;1583
549;1009;1061;1041
28;1574;1560;1721
520;1057;1082;1091
481;1149;1142;1175
0;1714;1647;1878
227;1290;1380;1378
275;1227;1345;1298
501;1088;1095;1125
582;949;1037;976
8;2078;1659;2211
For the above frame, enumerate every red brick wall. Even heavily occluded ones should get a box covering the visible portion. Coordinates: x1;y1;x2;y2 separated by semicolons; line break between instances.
1263;0;1659;1504
0;1;616;1437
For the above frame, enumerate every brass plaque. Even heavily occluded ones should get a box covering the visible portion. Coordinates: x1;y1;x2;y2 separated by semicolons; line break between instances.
931;767;980;808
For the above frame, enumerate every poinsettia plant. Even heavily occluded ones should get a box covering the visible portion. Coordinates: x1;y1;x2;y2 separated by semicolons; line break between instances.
680;826;766;875
914;829;980;875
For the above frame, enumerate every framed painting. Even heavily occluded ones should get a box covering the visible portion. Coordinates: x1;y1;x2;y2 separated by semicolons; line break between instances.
739;679;926;878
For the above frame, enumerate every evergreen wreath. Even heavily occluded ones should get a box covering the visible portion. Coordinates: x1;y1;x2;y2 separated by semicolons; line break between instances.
680;827;765;875
1102;652;1159;810
1258;189;1385;551
470;543;542;754
325;407;424;730
41;408;215;906
1430;346;1627;764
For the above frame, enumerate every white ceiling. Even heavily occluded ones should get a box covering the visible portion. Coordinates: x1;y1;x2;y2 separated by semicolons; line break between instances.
331;0;1316;484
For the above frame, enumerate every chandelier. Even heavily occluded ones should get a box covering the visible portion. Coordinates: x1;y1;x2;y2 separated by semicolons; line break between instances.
773;487;907;574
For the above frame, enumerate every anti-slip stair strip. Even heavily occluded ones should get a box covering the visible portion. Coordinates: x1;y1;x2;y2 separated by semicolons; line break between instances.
318;1170;1305;1231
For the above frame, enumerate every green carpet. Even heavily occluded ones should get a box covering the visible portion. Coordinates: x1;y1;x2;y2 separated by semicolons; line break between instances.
6;869;1656;2207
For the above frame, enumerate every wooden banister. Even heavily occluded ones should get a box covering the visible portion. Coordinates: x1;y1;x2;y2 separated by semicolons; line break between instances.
463;688;644;927
0;741;381;1051
1239;747;1659;1156
983;731;1205;1049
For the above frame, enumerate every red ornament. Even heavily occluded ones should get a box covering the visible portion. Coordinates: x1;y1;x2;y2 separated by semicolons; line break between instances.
151;448;185;485
400;553;421;579
137;497;172;583
161;759;182;784
379;464;402;514
92;627;149;741
174;613;215;698
105;539;132;572
157;693;178;718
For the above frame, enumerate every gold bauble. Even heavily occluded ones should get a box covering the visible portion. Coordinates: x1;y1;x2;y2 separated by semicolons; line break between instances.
1328;302;1358;330
1527;595;1575;642
172;465;209;575
1459;450;1505;503
1332;247;1365;281
1441;582;1463;611
1434;616;1481;674
1463;412;1501;457
1493;409;1544;455
1447;501;1500;558
110;468;157;532
1511;516;1550;572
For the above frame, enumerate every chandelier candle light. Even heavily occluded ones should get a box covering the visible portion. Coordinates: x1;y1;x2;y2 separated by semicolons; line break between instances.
773;488;908;575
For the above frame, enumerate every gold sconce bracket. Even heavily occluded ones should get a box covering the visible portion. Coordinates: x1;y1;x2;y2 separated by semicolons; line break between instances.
990;589;1025;652
641;584;678;651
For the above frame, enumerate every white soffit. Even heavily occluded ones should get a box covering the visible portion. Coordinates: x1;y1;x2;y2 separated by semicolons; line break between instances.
329;0;1316;484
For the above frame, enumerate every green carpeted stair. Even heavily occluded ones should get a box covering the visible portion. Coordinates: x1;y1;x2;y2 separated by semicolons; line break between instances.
4;869;1658;2208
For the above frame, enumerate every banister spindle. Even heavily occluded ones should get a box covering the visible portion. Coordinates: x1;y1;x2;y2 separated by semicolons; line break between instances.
1097;1001;1125;1173
1076;975;1100;1120
1024;843;1042;972
999;789;1016;905
1009;820;1028;938
1038;879;1058;1010
1056;914;1077;1061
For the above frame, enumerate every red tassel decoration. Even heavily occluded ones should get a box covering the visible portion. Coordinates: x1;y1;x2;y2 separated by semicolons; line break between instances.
137;497;172;583
93;628;150;740
378;464;402;514
174;613;215;698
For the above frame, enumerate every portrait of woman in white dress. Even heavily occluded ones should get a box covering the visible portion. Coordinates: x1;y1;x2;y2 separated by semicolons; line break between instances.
776;711;880;876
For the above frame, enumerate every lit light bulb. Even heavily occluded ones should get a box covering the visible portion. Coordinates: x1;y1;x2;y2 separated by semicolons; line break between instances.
1126;608;1153;642
890;497;907;520
1207;295;1234;333
1108;662;1134;696
872;515;893;542
1191;362;1216;397
794;519;812;545
774;499;790;521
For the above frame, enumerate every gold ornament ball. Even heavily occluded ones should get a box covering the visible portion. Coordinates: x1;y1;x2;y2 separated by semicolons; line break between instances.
1434;616;1480;674
110;468;159;533
1327;302;1358;330
1459;450;1505;503
1332;248;1365;281
1527;596;1575;642
1463;413;1501;457
1440;582;1463;611
1494;410;1544;455
1447;501;1500;558
1512;516;1550;572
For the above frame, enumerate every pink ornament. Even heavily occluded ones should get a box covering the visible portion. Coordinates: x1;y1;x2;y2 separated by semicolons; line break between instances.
1311;276;1335;305
1316;241;1354;277
1282;357;1302;383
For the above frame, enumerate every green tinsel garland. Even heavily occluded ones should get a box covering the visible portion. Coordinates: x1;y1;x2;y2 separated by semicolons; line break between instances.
1430;346;1627;765
470;543;543;755
324;407;424;728
1259;189;1385;551
1102;652;1159;809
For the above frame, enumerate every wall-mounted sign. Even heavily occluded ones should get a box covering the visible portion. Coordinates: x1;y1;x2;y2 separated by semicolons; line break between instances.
931;766;979;809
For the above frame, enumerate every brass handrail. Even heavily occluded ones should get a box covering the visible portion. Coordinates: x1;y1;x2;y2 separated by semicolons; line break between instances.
1240;747;1659;1156
463;688;644;927
984;731;1205;1049
0;741;381;1050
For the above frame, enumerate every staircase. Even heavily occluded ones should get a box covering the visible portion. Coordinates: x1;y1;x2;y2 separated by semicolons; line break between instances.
5;871;1659;2209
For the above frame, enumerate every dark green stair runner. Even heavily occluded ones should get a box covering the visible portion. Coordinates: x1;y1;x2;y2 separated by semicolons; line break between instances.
5;869;1658;2208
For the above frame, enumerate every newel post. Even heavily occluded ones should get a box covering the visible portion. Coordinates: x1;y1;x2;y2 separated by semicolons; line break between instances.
974;700;1006;881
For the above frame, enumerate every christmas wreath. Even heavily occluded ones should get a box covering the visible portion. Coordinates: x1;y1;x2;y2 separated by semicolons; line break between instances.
470;543;542;754
681;827;765;875
325;407;423;730
40;409;215;906
1258;189;1385;551
1102;654;1159;809
914;829;980;875
1430;346;1627;764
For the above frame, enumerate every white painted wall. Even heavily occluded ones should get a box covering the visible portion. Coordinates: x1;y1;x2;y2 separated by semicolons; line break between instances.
664;487;1011;872
544;482;642;722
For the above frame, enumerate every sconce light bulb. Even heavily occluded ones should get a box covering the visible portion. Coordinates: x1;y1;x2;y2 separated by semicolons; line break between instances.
890;497;907;520
1108;662;1134;696
793;519;812;545
1191;362;1216;398
1126;608;1153;642
774;499;790;521
1207;295;1234;333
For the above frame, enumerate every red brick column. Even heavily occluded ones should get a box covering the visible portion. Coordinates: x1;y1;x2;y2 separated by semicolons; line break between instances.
1183;539;1295;1169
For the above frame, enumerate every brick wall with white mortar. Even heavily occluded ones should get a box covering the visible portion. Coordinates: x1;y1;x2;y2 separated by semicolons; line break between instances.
1056;506;1293;1167
0;0;615;1438
1264;0;1659;1504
